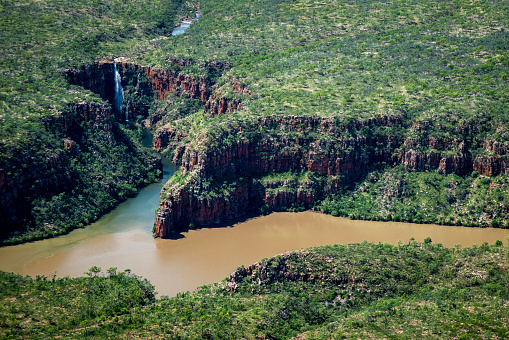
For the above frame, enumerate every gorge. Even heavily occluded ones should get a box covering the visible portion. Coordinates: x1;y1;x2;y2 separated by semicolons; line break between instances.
1;185;508;297
62;59;509;241
1;0;509;337
2;58;507;297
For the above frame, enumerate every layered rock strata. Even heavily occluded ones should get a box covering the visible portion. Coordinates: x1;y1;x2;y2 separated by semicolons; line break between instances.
154;114;509;237
65;60;508;238
65;60;247;119
154;115;400;237
64;61;115;103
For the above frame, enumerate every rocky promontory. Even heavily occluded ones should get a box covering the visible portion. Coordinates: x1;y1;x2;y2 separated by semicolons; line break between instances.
62;58;509;238
153;112;509;237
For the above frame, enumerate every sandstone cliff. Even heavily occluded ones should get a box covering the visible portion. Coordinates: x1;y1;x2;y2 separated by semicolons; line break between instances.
63;60;508;238
65;59;247;120
153;113;509;238
64;61;115;103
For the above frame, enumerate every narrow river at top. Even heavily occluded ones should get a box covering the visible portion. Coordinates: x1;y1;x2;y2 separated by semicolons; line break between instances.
1;131;508;296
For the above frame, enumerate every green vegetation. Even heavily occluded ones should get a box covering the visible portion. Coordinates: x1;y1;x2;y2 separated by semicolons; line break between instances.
0;0;188;243
146;0;509;139
144;0;509;231
0;0;183;131
1;240;508;338
1;0;508;238
1;0;508;337
0;267;155;338
319;167;509;227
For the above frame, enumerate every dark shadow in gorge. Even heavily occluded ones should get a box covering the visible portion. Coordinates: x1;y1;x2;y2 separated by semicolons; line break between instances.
163;211;267;240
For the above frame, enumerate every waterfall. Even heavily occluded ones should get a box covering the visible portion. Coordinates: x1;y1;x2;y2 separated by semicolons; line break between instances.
113;60;125;120
125;101;129;122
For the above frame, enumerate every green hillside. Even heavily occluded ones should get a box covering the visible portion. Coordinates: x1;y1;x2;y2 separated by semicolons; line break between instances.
1;241;508;338
1;0;508;337
144;0;509;127
146;0;509;235
0;0;186;244
0;0;508;251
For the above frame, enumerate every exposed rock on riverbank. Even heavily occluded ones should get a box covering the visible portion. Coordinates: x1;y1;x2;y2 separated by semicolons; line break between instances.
62;59;509;238
153;112;509;237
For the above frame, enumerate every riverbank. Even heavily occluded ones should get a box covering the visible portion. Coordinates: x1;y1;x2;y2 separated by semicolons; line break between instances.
2;239;508;338
1;210;508;297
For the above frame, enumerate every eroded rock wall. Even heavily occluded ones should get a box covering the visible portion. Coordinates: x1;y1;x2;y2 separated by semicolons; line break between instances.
66;60;247;121
64;61;115;103
153;114;509;237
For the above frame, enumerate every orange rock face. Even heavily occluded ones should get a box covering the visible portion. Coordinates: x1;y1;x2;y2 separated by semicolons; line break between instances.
64;61;509;237
153;114;509;237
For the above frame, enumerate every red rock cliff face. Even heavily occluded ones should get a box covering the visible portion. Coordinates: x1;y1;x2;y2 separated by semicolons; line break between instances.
173;115;401;181
155;182;254;237
66;60;247;120
153;113;509;238
154;115;402;237
65;60;211;107
64;61;115;103
116;61;211;102
61;101;113;135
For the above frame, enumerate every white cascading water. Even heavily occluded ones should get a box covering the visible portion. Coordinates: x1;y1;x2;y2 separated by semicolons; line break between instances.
125;101;129;121
113;59;125;120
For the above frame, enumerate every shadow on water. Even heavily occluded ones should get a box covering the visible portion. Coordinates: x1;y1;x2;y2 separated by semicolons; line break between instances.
164;212;263;240
0;127;508;297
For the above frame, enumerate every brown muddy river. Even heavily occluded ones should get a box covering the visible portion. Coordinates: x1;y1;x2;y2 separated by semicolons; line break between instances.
0;144;508;296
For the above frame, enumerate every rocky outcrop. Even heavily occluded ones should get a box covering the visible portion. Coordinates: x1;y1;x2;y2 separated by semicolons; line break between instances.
64;60;507;236
65;60;211;105
65;59;248;122
176;115;402;180
152;127;187;153
154;115;403;237
60;101;113;136
121;62;212;102
202;76;251;116
64;61;115;103
228;76;252;96
155;182;254;236
154;113;509;237
204;97;244;116
473;156;509;176
394;144;509;176
154;174;333;238
263;188;319;209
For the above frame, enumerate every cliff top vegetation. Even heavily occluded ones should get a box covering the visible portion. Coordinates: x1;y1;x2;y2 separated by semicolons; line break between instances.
145;0;508;146
0;0;190;244
0;0;186;146
1;0;508;240
2;0;508;166
145;0;509;236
